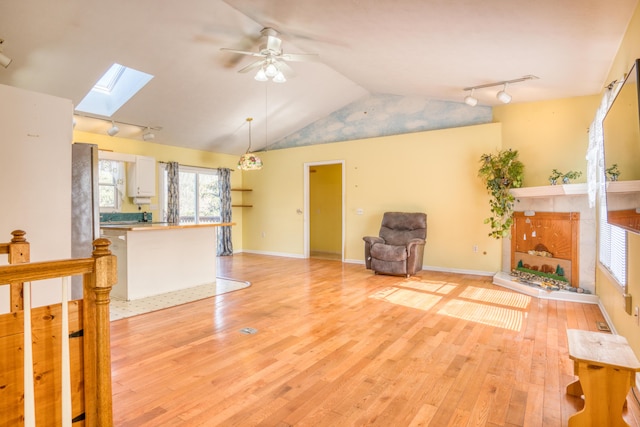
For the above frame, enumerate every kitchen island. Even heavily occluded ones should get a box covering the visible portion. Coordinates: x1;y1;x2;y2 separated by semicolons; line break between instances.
100;222;233;301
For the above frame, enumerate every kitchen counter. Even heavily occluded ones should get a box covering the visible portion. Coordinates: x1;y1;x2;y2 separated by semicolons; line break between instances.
101;222;234;301
100;222;234;231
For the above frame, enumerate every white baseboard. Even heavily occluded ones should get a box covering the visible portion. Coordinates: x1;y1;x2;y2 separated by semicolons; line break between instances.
597;299;617;334
240;249;305;259
422;265;496;277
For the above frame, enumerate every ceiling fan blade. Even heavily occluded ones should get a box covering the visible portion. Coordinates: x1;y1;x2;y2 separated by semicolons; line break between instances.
220;48;264;58
237;60;265;74
280;52;319;62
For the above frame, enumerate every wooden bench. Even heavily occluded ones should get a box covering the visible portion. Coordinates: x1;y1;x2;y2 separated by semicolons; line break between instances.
566;329;640;427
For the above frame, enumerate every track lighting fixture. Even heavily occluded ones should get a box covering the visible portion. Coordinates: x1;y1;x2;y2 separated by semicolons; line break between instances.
107;121;120;137
74;114;160;141
0;38;12;68
237;117;263;170
462;75;538;106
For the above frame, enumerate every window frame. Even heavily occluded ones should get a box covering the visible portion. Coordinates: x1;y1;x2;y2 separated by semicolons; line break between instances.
98;158;125;213
159;163;221;224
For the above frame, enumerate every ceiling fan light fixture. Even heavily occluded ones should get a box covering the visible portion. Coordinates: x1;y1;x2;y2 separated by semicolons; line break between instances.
237;117;263;171
496;83;512;104
264;62;279;78
272;71;286;83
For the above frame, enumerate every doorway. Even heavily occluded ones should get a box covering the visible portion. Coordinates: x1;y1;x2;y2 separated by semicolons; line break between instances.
304;161;345;261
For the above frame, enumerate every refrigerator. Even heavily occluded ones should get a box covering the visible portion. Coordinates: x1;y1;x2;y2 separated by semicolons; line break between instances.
71;142;100;299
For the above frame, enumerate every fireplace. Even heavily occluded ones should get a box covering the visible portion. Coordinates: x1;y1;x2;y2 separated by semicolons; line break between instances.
494;183;598;303
511;211;580;288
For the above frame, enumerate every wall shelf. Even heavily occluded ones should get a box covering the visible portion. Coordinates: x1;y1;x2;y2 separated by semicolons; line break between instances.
231;188;253;207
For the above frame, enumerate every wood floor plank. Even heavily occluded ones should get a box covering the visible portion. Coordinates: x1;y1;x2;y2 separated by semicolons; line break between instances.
109;254;640;426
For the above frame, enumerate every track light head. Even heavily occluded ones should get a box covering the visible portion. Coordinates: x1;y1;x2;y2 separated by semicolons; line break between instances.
107;122;120;137
464;89;478;106
142;128;155;141
0;39;11;68
496;84;512;104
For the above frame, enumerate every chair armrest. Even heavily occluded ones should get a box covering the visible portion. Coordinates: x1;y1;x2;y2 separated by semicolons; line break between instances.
363;236;384;269
363;236;384;245
406;238;425;249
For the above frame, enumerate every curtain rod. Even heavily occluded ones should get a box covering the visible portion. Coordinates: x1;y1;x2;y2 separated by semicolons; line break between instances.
158;161;234;171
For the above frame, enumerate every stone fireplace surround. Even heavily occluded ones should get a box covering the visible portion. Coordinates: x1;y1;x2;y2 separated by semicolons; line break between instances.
494;183;599;304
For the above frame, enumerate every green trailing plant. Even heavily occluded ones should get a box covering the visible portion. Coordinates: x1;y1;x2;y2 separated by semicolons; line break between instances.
478;149;524;239
562;170;582;183
548;169;563;185
606;164;620;181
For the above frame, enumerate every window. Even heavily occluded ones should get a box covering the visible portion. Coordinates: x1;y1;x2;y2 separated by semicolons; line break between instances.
98;159;125;211
159;164;220;224
75;63;154;117
599;193;627;287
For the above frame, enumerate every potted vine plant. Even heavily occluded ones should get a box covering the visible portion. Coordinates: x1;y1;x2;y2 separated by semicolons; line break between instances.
478;149;525;239
606;164;620;181
548;169;563;185
562;170;582;184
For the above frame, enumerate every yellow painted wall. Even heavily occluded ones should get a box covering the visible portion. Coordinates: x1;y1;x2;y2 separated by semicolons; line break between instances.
592;2;640;358
242;123;504;273
493;96;600;186
310;164;342;254
73;130;244;251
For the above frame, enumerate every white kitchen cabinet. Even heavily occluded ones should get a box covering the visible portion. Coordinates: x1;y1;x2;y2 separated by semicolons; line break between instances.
127;155;156;198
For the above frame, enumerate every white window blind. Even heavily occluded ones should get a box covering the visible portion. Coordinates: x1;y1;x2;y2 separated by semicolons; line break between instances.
599;195;627;286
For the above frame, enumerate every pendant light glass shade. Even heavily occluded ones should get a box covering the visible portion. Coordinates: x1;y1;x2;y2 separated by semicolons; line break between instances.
254;68;268;82
237;117;263;170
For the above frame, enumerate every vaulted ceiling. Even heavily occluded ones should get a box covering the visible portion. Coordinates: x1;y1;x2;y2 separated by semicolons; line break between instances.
0;0;636;155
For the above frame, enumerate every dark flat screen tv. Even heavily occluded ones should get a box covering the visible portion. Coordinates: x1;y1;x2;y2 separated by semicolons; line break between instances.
602;58;640;235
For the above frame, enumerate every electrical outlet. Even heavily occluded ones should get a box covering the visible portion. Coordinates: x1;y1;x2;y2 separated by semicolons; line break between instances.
473;245;478;253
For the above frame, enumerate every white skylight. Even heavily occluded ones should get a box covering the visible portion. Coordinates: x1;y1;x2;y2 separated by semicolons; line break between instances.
76;63;153;117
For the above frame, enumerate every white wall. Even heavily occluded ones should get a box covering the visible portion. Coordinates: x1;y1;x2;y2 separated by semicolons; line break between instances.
0;84;73;311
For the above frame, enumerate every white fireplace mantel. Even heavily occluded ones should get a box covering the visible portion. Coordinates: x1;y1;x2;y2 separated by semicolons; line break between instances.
511;180;640;199
511;183;588;198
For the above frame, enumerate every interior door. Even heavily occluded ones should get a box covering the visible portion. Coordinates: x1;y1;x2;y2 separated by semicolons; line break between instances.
305;162;344;260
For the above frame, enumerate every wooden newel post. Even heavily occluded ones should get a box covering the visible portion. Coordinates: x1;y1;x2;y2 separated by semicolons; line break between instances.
8;229;29;311
84;238;117;427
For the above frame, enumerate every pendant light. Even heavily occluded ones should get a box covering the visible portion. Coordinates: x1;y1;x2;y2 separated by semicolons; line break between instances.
237;118;263;170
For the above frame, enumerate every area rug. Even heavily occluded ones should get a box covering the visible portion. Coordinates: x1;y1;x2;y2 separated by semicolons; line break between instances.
109;277;251;321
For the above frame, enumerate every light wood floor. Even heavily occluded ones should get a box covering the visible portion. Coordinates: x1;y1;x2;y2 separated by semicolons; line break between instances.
110;254;640;426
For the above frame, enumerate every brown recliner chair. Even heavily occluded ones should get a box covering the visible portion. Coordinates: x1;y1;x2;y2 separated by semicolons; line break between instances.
363;212;427;277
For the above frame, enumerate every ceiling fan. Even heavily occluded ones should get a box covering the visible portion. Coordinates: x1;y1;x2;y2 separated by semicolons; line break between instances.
220;27;318;82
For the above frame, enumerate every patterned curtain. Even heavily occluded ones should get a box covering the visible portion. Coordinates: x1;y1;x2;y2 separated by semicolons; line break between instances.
166;162;180;223
217;168;233;256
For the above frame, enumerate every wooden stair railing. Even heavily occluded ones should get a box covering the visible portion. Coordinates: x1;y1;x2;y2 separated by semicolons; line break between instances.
0;237;117;427
0;230;30;311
